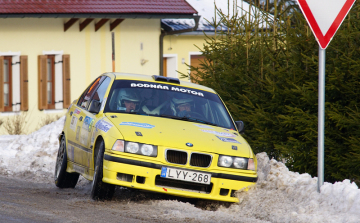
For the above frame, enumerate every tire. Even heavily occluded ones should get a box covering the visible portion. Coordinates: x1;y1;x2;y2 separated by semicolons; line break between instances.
54;135;80;188
91;141;115;200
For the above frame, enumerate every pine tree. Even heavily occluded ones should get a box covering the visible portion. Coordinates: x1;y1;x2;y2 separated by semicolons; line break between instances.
187;1;360;185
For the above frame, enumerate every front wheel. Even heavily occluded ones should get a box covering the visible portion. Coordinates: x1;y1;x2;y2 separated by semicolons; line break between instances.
54;135;79;188
91;141;115;200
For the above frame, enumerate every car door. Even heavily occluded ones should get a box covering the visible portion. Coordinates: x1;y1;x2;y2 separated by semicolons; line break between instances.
71;77;104;172
65;102;83;165
76;76;112;172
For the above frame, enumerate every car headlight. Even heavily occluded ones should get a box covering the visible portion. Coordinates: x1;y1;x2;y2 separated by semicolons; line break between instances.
141;144;153;156
233;157;247;169
112;140;157;157
126;142;139;153
218;155;254;170
218;156;233;167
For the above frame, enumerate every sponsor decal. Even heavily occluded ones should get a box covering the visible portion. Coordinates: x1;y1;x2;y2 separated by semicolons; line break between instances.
74;108;81;115
130;83;204;97
100;97;107;111
75;126;81;141
70;116;78;131
82;116;94;132
200;129;236;138
80;129;88;145
216;136;241;144
89;119;94;132
120;122;155;129
194;124;214;129
95;120;113;133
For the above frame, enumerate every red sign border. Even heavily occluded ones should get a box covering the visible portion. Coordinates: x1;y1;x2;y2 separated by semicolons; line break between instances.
297;0;356;49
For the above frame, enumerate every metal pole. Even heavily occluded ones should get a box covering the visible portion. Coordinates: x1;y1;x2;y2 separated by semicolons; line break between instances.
318;46;325;192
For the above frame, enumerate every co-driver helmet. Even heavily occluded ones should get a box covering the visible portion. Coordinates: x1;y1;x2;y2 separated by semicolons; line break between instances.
117;88;141;111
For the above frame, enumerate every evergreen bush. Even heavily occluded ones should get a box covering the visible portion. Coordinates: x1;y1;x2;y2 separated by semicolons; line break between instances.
185;1;360;185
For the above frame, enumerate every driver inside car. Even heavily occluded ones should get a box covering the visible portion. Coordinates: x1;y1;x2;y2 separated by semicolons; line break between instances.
117;89;141;112
171;96;195;117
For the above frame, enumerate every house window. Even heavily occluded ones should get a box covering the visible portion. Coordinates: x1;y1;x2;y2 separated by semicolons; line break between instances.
38;54;71;110
3;56;12;111
46;55;55;109
0;54;28;112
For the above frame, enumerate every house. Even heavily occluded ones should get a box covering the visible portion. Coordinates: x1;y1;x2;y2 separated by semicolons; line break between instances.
0;0;198;133
161;0;264;81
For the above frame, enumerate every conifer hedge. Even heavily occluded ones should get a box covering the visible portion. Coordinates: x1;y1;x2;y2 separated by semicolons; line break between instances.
187;2;360;185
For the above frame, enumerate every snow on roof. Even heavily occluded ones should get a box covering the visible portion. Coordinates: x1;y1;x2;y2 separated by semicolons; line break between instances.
0;117;359;221
162;0;269;32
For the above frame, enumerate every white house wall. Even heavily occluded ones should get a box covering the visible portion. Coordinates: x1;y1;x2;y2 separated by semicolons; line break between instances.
0;18;161;133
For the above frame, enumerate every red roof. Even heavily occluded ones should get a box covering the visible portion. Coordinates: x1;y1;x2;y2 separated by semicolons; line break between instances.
0;0;197;15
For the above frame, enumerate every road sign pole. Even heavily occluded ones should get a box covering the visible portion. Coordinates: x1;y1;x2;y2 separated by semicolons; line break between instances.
297;0;355;193
318;46;325;192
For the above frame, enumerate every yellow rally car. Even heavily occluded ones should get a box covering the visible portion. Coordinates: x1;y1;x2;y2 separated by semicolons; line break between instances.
54;73;257;202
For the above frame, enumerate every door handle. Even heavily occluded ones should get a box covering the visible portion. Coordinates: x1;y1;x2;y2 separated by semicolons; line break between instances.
79;116;83;121
70;111;73;116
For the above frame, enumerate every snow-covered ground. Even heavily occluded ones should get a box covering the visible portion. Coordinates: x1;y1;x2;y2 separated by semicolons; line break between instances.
0;117;359;222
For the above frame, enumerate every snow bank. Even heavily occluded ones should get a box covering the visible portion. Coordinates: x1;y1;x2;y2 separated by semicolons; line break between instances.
226;153;360;222
0;117;65;182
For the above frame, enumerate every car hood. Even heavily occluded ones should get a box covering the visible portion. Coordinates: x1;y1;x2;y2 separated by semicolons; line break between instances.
105;113;251;157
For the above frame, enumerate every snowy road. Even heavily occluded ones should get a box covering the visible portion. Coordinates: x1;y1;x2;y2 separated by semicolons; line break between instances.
0;175;265;223
0;117;359;222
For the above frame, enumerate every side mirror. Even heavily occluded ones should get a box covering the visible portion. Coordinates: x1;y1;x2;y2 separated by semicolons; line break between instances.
235;121;245;134
88;100;101;114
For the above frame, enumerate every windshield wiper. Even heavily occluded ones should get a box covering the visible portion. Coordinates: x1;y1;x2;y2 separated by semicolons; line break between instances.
185;117;219;127
159;114;218;127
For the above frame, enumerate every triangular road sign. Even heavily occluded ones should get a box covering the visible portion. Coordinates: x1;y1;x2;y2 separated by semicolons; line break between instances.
297;0;356;49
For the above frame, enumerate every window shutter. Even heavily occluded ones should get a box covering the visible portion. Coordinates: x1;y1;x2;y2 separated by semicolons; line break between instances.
62;54;71;108
38;55;47;110
20;56;28;111
0;56;4;112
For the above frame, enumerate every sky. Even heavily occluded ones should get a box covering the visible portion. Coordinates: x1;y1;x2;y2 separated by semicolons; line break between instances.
0;116;359;222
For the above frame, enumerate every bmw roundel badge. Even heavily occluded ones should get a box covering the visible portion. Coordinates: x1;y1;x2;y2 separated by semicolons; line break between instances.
186;142;193;147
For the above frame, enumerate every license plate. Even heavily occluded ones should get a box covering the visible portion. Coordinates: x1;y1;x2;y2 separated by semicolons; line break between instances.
160;167;211;185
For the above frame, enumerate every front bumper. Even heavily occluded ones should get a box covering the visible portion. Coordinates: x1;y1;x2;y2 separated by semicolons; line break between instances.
103;153;257;202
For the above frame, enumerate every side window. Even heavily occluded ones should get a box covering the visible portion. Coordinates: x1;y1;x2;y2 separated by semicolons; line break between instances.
77;77;102;109
91;77;111;105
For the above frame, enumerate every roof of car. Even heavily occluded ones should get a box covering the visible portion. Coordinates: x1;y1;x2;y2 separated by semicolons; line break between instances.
105;72;215;93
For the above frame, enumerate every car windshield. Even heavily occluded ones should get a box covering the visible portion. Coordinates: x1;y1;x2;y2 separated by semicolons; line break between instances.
104;80;236;129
